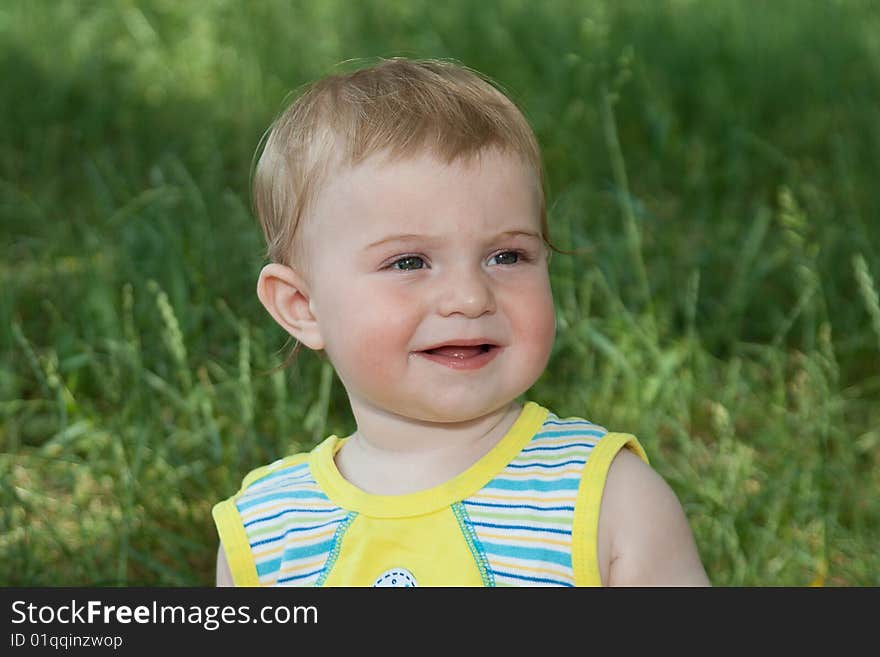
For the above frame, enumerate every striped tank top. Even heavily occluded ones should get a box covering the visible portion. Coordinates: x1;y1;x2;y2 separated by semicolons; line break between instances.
212;401;647;587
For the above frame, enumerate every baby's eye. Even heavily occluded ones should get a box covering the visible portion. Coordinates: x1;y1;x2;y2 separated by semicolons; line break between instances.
390;256;426;271
489;251;520;266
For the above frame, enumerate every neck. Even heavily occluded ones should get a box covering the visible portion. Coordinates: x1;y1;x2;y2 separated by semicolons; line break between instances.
335;400;523;495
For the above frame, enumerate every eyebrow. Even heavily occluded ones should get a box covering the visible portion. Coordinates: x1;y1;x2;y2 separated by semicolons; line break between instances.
365;230;542;250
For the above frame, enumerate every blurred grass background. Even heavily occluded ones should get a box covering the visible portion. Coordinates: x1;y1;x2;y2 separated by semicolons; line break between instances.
2;0;878;586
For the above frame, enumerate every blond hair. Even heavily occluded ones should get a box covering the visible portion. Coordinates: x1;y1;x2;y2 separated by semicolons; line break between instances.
252;57;549;270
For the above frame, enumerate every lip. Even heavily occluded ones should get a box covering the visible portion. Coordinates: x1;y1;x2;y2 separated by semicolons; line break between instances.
413;343;502;371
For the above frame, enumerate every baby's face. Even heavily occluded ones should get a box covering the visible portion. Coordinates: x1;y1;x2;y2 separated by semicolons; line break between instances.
302;148;556;423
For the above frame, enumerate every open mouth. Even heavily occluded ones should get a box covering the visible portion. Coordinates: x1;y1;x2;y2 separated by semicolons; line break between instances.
415;342;500;370
423;344;494;358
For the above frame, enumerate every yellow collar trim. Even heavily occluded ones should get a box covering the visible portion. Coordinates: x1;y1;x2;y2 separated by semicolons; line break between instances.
309;402;549;518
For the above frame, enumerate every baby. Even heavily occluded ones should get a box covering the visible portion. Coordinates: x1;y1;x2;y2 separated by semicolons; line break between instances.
213;57;709;587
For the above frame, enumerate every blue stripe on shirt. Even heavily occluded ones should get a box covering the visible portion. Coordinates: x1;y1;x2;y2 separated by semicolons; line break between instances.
463;500;575;512
484;477;581;492
236;489;331;512
506;459;586;469
481;541;572;568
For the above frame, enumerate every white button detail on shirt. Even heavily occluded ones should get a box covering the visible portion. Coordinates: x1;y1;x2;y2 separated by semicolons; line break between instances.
372;568;418;587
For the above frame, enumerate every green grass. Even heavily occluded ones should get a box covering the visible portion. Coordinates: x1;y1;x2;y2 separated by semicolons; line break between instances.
2;0;878;586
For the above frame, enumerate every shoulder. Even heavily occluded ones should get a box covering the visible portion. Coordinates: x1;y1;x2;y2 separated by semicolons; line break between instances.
212;445;327;588
213;448;319;533
216;438;332;508
598;447;710;586
238;451;313;493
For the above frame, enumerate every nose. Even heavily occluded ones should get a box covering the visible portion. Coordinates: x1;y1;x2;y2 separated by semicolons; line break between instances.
435;263;497;318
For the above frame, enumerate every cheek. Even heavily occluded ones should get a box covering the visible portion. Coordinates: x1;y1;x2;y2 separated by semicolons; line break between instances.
508;277;556;348
328;284;420;373
528;298;557;358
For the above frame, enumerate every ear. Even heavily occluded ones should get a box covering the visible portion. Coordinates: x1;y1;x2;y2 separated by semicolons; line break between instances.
256;263;325;351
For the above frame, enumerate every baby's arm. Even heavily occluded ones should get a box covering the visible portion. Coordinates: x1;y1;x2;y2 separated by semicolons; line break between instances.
216;543;234;587
598;449;710;586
